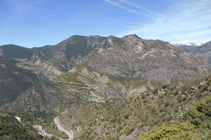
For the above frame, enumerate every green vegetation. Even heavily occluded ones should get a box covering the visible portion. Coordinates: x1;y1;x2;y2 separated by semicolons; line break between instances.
0;113;6;117
0;57;41;106
57;75;211;140
139;122;200;140
187;95;211;139
0;45;33;59
0;112;48;140
65;37;94;59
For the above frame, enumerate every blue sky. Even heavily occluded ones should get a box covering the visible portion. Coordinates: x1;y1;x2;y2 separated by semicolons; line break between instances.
1;0;211;48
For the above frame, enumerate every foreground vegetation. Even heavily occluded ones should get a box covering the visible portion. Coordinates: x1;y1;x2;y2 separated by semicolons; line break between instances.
0;112;45;140
54;75;211;140
2;74;211;140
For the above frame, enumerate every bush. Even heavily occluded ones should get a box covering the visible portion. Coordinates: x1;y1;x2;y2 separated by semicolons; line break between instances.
174;108;179;113
162;85;168;89
125;126;135;136
177;95;183;103
124;114;129;119
138;122;200;140
143;100;147;103
164;102;170;107
167;116;173;121
152;89;158;95
195;91;202;99
187;95;211;139
203;85;209;91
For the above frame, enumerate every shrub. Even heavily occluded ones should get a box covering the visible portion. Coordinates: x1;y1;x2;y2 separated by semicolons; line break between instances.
167;116;173;121
164;102;170;107
125;126;135;136
203;85;209;91
177;95;183;103
138;122;200;140
162;85;168;89
124;114;129;119
195;91;202;99
152;89;158;95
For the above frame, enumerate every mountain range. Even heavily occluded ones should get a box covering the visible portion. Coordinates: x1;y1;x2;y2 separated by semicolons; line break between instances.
171;40;208;50
1;34;211;139
191;40;211;64
0;34;210;111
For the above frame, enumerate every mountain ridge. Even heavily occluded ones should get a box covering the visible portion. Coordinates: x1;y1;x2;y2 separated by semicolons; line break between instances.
1;34;211;140
1;34;210;112
171;40;208;51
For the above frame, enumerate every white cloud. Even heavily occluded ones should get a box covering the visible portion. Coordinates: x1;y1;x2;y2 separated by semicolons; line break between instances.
116;24;137;28
104;0;152;17
116;0;211;42
120;0;158;17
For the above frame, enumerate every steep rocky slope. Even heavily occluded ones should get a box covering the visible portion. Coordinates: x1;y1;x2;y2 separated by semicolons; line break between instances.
53;35;210;100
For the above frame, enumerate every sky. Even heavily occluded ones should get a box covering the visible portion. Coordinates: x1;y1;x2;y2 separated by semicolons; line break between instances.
0;0;211;48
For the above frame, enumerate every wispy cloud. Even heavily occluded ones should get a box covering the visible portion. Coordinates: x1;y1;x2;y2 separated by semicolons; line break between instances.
116;24;137;28
117;0;211;42
120;0;158;17
104;0;152;17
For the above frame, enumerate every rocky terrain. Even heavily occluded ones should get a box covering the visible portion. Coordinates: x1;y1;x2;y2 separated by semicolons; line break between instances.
1;34;211;139
54;35;210;101
56;75;211;140
0;34;210;112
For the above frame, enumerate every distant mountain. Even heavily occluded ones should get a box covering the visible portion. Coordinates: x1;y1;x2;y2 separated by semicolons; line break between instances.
171;40;208;51
191;40;211;64
191;40;211;54
0;44;63;78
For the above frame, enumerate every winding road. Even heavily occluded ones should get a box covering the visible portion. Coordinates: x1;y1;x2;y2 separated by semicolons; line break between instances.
54;116;74;140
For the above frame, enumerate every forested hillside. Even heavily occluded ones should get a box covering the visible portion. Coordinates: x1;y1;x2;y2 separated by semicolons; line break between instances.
0;112;45;140
0;57;41;106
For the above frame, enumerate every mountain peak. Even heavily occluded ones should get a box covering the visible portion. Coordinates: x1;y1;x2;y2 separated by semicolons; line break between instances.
123;34;140;39
172;40;208;47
